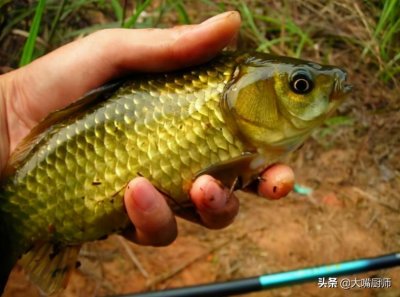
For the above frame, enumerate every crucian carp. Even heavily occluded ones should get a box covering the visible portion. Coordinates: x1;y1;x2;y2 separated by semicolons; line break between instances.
0;52;351;294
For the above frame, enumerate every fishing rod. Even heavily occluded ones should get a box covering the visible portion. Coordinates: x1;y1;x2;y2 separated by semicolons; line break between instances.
113;252;400;297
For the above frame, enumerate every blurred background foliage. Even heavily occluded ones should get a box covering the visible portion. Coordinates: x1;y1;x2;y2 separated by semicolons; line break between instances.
0;0;399;82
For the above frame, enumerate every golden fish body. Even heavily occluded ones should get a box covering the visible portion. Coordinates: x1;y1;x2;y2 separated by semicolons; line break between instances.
0;52;350;293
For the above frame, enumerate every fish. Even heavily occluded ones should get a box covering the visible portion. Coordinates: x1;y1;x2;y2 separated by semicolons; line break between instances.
0;52;351;294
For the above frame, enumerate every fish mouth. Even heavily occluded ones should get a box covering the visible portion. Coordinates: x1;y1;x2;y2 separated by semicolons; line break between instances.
332;68;352;98
343;83;352;93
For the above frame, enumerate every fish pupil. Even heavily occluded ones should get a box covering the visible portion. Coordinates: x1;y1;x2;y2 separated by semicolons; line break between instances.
290;72;313;94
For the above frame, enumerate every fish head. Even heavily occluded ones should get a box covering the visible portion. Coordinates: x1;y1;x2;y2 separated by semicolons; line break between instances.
222;53;351;154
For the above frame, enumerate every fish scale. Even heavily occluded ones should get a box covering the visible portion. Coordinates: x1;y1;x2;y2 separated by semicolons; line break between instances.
0;52;350;294
1;56;244;258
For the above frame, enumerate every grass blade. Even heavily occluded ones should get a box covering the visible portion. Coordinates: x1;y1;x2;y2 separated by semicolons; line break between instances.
19;0;46;66
48;0;67;44
123;0;152;29
111;0;123;24
239;1;265;44
174;1;191;24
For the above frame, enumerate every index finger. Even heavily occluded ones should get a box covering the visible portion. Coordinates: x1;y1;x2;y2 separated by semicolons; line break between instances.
6;11;241;126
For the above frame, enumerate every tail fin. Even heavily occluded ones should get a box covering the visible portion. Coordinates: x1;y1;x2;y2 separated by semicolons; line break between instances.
19;243;81;295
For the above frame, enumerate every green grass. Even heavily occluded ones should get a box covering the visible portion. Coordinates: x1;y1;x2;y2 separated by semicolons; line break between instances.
123;0;152;28
374;0;400;80
171;0;191;24
19;0;46;66
110;0;123;25
358;0;400;81
47;0;68;44
252;14;313;57
2;0;399;82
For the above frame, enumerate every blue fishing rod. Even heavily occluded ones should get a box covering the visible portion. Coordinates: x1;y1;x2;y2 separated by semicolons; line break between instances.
113;252;400;297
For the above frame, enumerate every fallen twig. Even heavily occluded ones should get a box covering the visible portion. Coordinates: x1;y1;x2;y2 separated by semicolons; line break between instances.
117;236;149;278
146;225;271;289
351;186;399;212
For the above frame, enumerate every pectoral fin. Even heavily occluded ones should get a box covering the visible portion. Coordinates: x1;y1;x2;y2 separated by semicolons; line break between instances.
19;242;81;295
195;153;260;190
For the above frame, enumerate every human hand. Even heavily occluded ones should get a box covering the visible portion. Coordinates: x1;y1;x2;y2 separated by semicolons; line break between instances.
0;11;294;246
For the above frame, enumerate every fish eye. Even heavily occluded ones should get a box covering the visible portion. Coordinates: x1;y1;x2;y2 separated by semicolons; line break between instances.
289;70;314;94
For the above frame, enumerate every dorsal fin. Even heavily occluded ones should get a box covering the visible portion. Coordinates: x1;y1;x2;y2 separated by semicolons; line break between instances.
3;81;123;177
19;242;81;295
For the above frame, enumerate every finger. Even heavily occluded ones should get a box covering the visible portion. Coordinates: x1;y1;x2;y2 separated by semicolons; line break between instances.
123;177;177;246
190;175;239;229
7;11;241;128
257;164;295;200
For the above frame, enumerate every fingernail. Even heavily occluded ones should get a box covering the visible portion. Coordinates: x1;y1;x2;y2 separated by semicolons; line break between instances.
200;11;240;26
202;180;228;209
130;178;157;211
